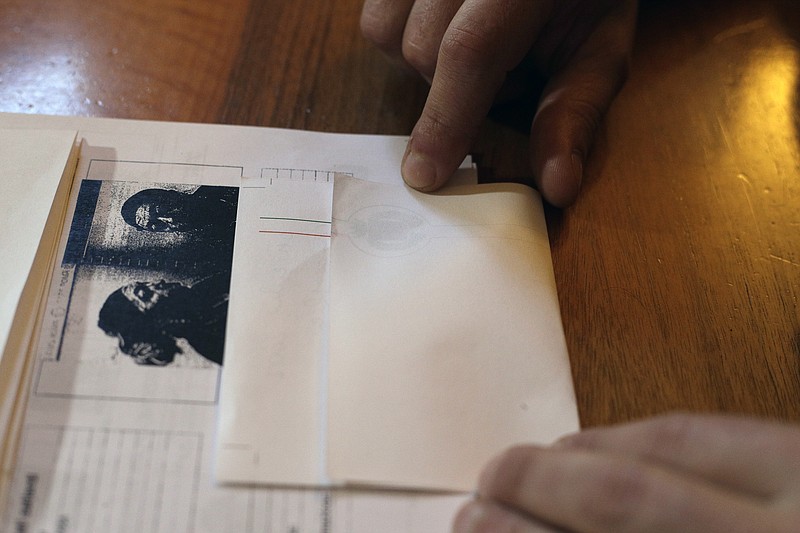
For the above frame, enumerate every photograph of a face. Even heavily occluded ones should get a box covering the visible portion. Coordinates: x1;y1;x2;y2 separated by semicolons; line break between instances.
34;179;239;403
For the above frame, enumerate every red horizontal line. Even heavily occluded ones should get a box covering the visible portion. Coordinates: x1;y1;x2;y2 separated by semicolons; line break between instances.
259;230;331;238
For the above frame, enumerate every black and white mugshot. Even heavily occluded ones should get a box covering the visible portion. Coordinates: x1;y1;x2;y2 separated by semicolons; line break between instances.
97;272;231;366
121;185;238;238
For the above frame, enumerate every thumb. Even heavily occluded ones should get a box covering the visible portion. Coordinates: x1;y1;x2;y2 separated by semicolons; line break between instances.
530;10;634;207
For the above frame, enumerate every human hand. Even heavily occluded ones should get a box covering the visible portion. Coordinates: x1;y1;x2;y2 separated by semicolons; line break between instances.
360;0;637;207
453;413;800;532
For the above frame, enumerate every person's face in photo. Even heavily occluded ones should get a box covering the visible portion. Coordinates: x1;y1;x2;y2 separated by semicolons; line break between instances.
121;280;183;312
132;196;189;232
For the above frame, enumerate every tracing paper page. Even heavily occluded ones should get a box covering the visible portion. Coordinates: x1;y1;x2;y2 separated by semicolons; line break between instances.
0;113;470;533
217;172;579;492
328;177;578;491
217;174;334;486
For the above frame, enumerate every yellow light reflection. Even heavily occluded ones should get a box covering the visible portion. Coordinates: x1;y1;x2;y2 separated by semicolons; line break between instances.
729;41;799;152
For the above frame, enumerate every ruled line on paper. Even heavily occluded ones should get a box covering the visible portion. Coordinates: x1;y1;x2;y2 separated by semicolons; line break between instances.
258;231;331;238
15;425;202;533
258;215;332;238
259;216;331;225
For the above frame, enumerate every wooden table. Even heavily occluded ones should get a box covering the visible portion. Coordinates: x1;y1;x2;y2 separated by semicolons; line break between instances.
2;0;798;428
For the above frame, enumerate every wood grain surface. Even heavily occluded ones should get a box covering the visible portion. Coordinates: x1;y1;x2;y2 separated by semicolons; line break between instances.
1;0;798;427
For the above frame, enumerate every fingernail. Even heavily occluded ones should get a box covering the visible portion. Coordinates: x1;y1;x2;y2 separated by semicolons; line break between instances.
402;148;436;190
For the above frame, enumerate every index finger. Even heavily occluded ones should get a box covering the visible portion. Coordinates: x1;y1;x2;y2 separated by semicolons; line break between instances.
402;0;550;191
360;0;416;60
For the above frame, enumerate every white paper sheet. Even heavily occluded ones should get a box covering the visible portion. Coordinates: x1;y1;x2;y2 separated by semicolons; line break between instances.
0;128;77;367
218;174;334;486
217;171;579;491
328;178;578;491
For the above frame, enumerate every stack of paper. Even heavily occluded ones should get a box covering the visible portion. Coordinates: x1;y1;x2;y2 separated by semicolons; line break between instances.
0;129;79;507
0;112;578;532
